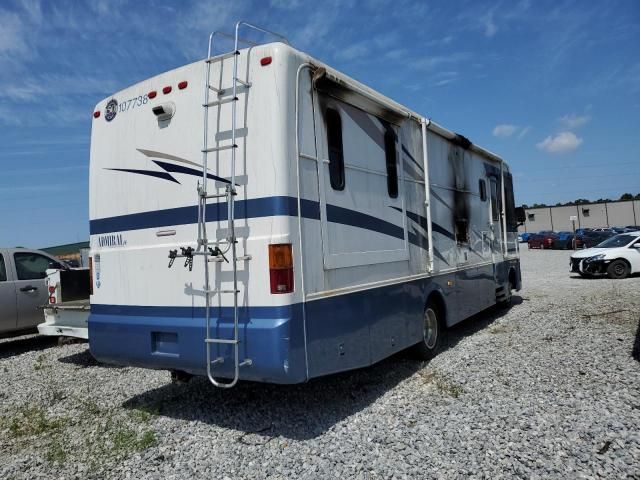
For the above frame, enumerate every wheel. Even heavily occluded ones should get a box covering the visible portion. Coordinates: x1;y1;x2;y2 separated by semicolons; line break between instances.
411;303;443;361
607;259;630;279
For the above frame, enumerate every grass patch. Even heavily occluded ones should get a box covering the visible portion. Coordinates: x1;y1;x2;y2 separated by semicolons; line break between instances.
128;403;159;423
488;324;509;334
6;405;67;438
420;370;464;398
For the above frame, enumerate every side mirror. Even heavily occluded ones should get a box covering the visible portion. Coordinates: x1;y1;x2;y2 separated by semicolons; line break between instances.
515;206;526;226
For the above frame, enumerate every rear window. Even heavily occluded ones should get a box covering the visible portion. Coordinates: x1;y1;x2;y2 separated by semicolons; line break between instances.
0;254;6;282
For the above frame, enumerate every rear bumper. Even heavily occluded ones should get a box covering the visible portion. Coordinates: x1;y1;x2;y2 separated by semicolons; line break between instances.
88;304;307;384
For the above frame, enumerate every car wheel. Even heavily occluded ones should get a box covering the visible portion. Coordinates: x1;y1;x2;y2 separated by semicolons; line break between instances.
412;303;443;361
606;259;630;279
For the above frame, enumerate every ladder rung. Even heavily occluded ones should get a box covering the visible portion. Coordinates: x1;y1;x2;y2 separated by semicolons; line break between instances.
234;77;251;87
236;255;252;261
201;144;237;153
205;338;238;345
205;50;239;63
204;97;238;107
208;85;222;93
201;193;228;199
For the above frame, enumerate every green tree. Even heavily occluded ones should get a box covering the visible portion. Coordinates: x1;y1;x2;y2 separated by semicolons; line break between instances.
620;193;634;201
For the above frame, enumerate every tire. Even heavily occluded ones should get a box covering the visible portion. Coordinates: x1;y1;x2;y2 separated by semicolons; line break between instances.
411;303;443;361
607;259;630;279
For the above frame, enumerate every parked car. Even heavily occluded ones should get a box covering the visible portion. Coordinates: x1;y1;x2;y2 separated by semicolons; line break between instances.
519;232;533;243
552;231;577;249
0;248;67;335
579;231;615;248
570;232;640;279
625;225;640;231
528;233;556;249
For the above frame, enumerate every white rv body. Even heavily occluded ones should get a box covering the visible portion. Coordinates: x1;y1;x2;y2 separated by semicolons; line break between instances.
89;38;520;384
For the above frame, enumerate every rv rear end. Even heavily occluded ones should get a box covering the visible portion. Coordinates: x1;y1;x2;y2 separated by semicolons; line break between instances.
88;43;309;383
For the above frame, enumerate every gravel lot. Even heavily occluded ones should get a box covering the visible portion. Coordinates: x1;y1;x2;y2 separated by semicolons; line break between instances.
1;248;639;479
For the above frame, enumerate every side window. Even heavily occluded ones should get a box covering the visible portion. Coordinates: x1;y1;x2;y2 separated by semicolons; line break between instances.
490;178;499;222
13;252;59;280
326;108;345;191
0;254;6;282
384;129;398;198
479;179;487;201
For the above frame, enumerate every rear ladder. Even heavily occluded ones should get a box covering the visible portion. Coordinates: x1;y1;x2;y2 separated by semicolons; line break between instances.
170;22;288;388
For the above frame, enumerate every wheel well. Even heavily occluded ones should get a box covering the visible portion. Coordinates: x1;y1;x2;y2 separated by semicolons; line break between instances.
611;258;631;270
426;291;446;325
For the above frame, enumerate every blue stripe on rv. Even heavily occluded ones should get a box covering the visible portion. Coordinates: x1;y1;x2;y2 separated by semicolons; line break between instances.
89;196;413;245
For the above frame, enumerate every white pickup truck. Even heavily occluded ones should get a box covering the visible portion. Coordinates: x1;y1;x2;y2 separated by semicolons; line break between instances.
38;268;90;339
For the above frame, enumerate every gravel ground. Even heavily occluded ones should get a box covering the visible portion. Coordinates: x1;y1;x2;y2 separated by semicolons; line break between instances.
1;248;639;479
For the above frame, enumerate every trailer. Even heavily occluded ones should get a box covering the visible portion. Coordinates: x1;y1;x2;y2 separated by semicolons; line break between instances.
88;23;522;387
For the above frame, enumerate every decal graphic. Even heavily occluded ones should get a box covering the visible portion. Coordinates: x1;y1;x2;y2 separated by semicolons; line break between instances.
105;149;238;185
105;99;118;122
94;254;101;289
98;233;127;248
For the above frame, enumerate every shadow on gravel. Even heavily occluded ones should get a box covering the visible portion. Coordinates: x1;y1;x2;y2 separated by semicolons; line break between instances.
440;296;522;352
0;334;57;360
58;348;124;369
122;299;521;441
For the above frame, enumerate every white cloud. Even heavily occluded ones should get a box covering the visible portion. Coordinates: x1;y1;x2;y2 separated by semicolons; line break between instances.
482;12;498;37
335;43;369;61
558;113;591;129
493;124;518;137
536;131;583;154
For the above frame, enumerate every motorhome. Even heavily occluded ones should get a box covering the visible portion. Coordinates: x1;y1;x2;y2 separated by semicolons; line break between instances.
89;23;521;387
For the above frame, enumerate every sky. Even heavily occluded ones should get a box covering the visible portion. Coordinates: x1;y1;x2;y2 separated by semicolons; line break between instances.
0;0;639;247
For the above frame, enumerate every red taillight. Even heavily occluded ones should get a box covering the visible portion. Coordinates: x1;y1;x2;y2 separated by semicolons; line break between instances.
93;111;100;118
269;244;293;294
148;90;157;99
178;81;188;90
260;56;272;66
89;257;94;295
162;86;172;94
48;286;55;294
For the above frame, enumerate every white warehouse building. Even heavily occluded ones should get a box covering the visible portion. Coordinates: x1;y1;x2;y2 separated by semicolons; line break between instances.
519;199;640;232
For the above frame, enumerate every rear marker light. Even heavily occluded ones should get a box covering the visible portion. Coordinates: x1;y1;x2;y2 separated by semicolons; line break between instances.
178;81;188;90
162;86;172;94
93;111;100;118
148;90;157;99
48;286;55;294
260;56;272;66
268;244;293;294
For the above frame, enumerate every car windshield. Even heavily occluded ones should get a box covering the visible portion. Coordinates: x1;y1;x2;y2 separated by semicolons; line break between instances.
595;234;637;248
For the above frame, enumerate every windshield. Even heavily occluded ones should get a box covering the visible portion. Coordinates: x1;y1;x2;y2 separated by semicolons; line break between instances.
595;234;637;248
